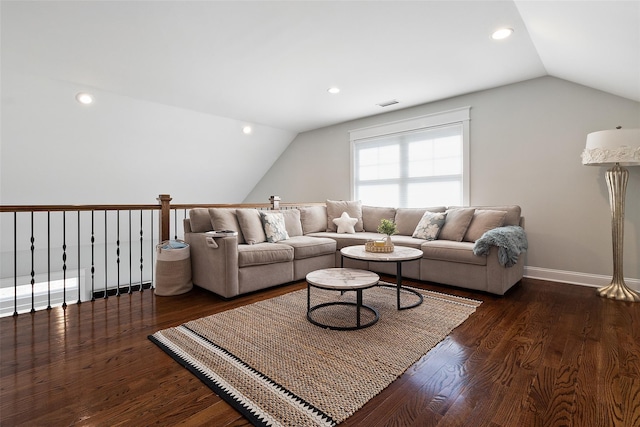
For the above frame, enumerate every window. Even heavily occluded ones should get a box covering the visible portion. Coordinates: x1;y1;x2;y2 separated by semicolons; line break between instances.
350;107;470;208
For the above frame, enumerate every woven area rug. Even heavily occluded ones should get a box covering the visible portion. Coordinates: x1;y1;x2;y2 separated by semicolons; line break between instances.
149;284;481;426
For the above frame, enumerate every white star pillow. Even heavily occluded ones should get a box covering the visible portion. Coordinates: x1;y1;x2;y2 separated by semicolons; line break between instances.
333;212;358;234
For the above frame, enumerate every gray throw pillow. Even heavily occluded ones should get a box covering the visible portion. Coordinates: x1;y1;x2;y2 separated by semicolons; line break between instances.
362;206;396;232
463;209;507;242
299;206;327;234
279;209;303;237
438;208;475;241
210;208;245;244
236;209;267;245
188;208;214;233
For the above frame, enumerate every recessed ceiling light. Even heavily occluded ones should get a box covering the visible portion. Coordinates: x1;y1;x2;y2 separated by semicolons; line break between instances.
492;28;513;40
242;126;253;135
327;87;340;94
75;92;94;105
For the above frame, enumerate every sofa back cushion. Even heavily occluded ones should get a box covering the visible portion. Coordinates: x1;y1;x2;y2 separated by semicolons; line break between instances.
299;206;327;234
279;209;303;237
189;208;214;233
236;209;267;245
486;205;521;226
463;209;508;242
451;205;522;227
439;208;475;241
362;206;397;232
326;200;364;232
210;208;246;244
395;207;446;236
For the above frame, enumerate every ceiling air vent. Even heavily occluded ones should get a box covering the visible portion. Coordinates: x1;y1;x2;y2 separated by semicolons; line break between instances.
376;99;399;107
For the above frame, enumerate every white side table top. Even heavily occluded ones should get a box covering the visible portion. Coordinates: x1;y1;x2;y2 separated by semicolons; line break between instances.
306;268;379;290
340;245;423;262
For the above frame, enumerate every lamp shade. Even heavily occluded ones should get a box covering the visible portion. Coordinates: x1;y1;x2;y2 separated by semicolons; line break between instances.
581;128;640;166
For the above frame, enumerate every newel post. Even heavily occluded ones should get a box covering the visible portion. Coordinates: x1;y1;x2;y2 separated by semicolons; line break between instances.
157;194;172;242
269;195;281;210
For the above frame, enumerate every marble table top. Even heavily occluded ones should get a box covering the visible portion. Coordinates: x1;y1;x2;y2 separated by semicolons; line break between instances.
306;268;379;290
340;245;423;262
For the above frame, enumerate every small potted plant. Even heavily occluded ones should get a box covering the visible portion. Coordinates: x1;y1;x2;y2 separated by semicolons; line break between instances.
377;219;397;247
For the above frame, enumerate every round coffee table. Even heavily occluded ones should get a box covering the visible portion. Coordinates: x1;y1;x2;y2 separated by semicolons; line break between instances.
340;245;424;310
306;268;380;330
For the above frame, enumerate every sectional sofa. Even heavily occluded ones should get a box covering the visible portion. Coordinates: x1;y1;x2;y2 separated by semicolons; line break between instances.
184;201;526;298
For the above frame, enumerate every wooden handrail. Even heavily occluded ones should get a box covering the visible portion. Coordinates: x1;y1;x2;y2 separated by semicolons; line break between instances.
0;195;328;243
0;204;161;213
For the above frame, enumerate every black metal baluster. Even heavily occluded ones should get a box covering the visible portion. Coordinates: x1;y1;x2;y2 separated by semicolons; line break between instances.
116;211;121;296
128;210;132;294
13;213;17;317
47;212;51;310
77;210;81;304
173;209;177;240
91;211;95;302
139;210;144;292
62;211;67;309
30;212;35;313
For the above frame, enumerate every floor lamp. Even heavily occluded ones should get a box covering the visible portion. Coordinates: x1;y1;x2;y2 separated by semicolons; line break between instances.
581;127;640;302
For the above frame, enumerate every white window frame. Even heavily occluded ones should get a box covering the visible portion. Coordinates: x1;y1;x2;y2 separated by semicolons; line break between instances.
349;106;470;207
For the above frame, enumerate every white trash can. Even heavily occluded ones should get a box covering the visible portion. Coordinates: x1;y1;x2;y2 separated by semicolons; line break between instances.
155;240;193;296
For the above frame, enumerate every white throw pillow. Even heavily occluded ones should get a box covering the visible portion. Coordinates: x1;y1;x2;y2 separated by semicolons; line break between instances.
412;211;447;240
259;212;289;243
332;212;358;234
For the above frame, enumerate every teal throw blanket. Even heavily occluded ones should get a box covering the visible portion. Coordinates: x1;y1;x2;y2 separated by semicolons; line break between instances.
473;225;528;267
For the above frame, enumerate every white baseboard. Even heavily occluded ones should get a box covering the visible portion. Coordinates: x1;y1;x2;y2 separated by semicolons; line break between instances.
524;266;640;291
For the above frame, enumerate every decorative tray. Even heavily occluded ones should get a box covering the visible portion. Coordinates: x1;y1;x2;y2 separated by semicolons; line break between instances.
365;241;395;253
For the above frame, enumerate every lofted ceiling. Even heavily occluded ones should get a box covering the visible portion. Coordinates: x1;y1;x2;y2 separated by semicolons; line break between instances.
2;1;639;134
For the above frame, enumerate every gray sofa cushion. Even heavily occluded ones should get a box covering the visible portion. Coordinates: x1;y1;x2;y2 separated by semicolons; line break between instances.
463;209;507;242
395;207;446;236
439;208;475;242
451;205;522;227
388;235;428;249
280;209;303;237
237;243;293;267
189;208;213;233
299;206;327;234
421;240;486;265
362;206;397;232
236;209;267;244
210;208;246;244
326;200;364;232
308;231;381;250
283;236;336;259
488;205;521;226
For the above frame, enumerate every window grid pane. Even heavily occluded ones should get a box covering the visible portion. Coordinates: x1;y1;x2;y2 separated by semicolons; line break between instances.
354;123;464;208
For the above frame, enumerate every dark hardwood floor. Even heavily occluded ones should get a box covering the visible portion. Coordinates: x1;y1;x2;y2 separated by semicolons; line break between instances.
1;277;639;426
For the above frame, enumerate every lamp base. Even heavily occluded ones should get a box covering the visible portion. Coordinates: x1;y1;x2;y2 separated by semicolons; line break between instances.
597;280;640;302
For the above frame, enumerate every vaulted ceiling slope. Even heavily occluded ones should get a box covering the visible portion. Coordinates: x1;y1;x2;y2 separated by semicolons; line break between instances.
2;1;638;133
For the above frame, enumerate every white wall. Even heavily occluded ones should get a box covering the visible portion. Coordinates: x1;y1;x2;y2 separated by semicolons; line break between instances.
0;72;297;292
246;76;640;288
1;73;297;205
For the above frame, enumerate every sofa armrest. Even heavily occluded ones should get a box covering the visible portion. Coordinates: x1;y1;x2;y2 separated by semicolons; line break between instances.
185;232;239;298
485;246;525;295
